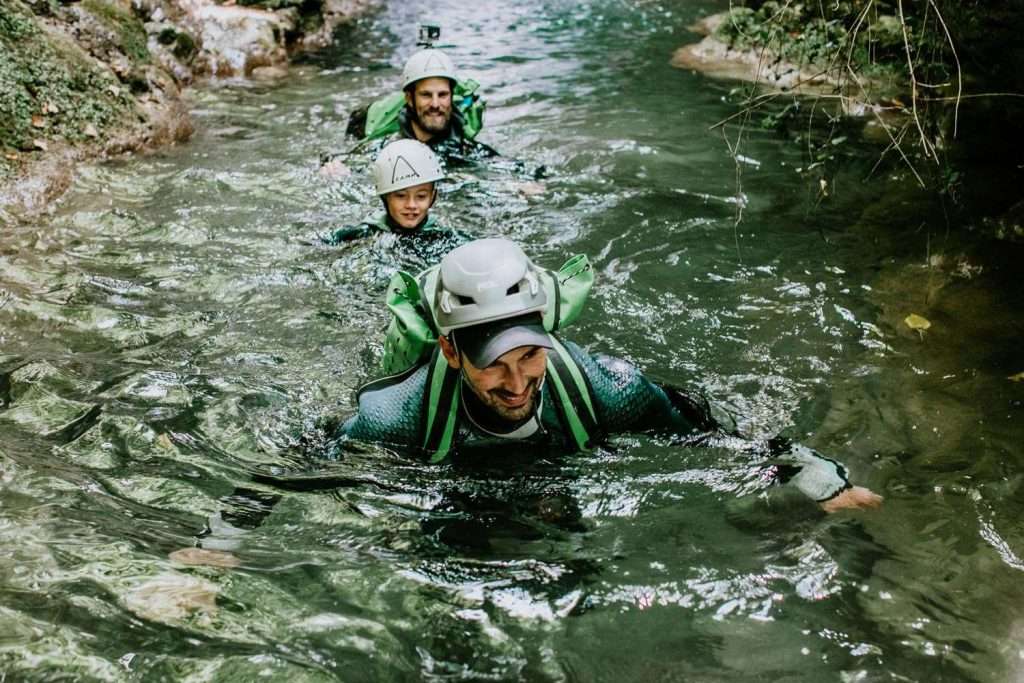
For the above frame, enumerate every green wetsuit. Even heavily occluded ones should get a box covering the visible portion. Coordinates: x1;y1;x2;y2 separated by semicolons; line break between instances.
337;338;854;503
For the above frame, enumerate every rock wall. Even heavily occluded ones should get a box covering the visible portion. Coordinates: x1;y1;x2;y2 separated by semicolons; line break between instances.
0;0;376;219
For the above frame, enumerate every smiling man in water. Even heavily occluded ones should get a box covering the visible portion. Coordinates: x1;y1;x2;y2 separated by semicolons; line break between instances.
337;238;883;514
392;48;497;159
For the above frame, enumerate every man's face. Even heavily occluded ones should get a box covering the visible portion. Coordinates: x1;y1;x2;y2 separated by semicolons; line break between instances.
405;77;453;138
384;181;435;229
455;344;548;423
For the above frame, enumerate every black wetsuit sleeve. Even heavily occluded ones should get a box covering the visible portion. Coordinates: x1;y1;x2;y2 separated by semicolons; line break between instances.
566;342;710;437
321;224;374;245
334;364;431;451
568;343;853;502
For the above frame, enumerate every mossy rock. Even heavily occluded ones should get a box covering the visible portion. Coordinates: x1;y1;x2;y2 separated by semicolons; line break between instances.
712;2;907;86
80;0;150;63
156;25;197;62
236;0;318;9
0;0;133;152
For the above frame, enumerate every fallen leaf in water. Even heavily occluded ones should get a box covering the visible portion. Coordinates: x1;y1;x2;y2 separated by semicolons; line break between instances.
1009;372;1024;383
31;115;45;128
43;102;60;114
4;152;18;161
84;123;99;138
156;433;174;450
169;547;241;568
904;313;931;331
32;139;48;151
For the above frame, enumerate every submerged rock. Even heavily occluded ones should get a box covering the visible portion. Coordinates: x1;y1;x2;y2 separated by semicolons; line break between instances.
169;547;242;568
251;64;290;80
122;572;221;622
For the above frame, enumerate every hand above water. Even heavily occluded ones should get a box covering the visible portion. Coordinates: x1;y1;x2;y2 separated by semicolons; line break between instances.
819;486;884;513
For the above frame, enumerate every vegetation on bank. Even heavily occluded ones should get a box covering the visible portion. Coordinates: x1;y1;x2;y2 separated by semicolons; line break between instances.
713;1;907;97
0;0;140;182
711;0;1024;238
1;0;375;205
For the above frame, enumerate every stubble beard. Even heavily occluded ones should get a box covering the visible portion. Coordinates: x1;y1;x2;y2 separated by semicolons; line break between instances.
470;378;541;424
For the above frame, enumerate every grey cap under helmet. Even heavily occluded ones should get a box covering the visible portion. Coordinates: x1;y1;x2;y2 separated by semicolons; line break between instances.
453;313;551;368
434;238;551;365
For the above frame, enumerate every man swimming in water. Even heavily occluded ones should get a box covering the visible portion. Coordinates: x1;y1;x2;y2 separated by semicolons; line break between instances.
337;238;883;514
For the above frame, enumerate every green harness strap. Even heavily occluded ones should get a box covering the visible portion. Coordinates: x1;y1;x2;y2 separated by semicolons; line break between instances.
421;338;599;462
544;336;600;449
422;349;461;463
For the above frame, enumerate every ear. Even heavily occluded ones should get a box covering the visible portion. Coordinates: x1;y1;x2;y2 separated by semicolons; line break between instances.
438;335;461;369
404;90;414;107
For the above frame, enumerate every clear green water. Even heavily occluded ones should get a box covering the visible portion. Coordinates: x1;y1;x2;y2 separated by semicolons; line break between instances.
2;1;1023;680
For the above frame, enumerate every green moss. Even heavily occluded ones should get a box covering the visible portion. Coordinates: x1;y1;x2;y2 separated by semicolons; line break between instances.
236;0;311;9
0;4;39;40
714;1;907;88
156;27;176;45
171;31;196;61
80;0;150;63
155;26;197;61
0;0;132;152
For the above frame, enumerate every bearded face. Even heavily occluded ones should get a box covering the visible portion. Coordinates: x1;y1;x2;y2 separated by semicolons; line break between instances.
405;77;453;138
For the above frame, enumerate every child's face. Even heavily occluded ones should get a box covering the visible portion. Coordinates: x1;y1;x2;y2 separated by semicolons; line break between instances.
385;182;436;229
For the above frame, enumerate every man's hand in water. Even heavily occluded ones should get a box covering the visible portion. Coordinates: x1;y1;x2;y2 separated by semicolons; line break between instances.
319;158;351;179
819;486;884;513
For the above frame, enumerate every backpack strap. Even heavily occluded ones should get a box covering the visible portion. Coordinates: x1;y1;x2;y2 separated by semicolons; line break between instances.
421;347;460;463
544;337;601;450
545;268;563;331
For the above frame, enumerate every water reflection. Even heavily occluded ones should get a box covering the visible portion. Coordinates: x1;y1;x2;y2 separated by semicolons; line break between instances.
1;0;1022;680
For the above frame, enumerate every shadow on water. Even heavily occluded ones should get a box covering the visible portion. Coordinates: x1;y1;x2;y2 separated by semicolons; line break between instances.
1;0;1023;680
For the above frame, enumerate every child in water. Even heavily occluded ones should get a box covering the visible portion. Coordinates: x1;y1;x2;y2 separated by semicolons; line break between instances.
323;139;468;254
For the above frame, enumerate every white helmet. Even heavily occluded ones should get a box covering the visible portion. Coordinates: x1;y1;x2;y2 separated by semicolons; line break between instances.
371;139;444;195
434;239;547;336
401;48;457;90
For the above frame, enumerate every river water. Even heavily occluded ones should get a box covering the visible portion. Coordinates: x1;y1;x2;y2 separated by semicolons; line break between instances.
2;0;1023;680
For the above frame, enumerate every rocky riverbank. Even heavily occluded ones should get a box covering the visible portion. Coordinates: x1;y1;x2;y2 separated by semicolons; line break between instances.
0;0;376;220
670;10;904;117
